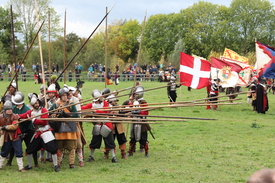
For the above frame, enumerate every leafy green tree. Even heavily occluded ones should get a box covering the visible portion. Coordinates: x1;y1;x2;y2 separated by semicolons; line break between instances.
11;0;62;49
143;13;180;63
108;19;141;63
179;1;229;58
229;0;275;54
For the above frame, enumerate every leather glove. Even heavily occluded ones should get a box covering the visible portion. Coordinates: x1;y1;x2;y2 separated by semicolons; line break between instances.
1;126;7;130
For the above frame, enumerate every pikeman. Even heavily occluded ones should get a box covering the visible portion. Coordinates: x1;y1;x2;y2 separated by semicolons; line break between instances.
17;94;60;172
39;83;58;163
37;84;47;101
209;78;220;111
65;85;85;167
106;94;128;159
81;89;118;163
12;91;39;168
127;85;151;157
49;88;79;169
167;74;181;104
0;101;26;172
2;81;17;103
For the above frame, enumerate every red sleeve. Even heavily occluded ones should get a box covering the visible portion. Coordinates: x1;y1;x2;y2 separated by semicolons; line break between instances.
140;104;149;115
18;110;32;119
33;108;48;126
81;103;92;110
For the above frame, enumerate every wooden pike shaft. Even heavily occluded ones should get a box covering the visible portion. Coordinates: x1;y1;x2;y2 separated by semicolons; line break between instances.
77;112;217;120
39;118;158;124
56;4;115;82
17;86;133;124
71;116;186;122
81;98;241;112
3;20;45;96
83;102;241;112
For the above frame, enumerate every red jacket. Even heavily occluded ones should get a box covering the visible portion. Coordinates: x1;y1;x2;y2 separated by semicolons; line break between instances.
81;101;113;130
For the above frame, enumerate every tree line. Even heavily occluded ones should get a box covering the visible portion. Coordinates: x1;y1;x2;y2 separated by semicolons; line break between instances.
0;0;275;73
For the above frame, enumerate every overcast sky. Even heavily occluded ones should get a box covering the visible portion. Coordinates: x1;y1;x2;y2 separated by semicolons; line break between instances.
1;0;275;38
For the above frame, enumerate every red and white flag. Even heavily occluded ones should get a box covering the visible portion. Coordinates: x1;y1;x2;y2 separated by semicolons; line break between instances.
211;57;243;87
180;52;211;89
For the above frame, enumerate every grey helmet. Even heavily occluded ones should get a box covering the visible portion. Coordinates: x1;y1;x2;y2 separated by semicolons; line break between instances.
10;81;17;89
29;93;39;106
170;75;176;82
11;91;25;105
40;84;47;91
101;88;111;97
106;94;119;103
92;89;102;102
3;100;12;110
133;85;144;99
59;88;69;97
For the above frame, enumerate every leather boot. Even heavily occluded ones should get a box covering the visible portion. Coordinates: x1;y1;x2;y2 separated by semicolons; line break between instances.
104;150;110;159
127;142;135;156
121;150;128;159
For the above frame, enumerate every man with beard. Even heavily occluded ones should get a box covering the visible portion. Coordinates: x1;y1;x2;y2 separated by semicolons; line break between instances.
0;101;26;172
18;94;59;172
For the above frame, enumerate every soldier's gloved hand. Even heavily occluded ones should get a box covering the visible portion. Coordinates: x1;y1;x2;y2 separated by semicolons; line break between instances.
1;126;7;130
132;110;141;115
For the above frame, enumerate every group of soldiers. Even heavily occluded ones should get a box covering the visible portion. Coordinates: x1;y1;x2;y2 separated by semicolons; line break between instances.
0;79;151;172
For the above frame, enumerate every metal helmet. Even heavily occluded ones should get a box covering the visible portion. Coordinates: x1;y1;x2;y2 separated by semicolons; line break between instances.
40;84;47;91
59;88;69;97
101;88;111;97
10;81;17;89
106;94;118;103
92;89;102;102
29;93;39;105
68;86;77;94
133;85;144;99
47;84;57;93
170;75;176;82
11;91;25;105
3;100;12;110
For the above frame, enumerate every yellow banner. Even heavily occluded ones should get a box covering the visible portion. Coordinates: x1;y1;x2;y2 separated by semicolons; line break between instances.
223;48;249;64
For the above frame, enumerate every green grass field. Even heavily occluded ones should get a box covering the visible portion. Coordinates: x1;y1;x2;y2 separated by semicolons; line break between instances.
0;80;275;183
